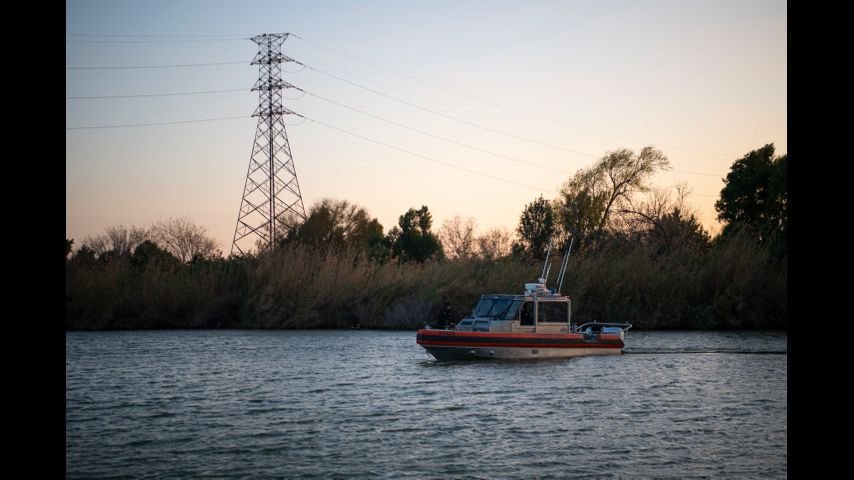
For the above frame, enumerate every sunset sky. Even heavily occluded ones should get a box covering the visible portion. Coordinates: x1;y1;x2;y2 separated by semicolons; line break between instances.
66;0;786;253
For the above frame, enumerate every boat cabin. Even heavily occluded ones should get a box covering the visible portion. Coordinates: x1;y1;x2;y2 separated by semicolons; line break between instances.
453;281;574;334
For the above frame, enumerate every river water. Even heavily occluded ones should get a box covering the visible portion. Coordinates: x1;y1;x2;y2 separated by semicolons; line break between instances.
66;330;787;478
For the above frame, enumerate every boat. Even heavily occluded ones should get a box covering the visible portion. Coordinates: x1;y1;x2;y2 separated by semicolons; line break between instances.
416;239;632;360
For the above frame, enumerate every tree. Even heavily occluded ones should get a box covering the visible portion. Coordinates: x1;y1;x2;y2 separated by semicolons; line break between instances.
388;205;444;263
515;195;555;260
595;147;668;241
477;228;513;261
618;185;710;255
653;207;710;254
715;144;787;253
555;146;669;248
768;153;787;244
131;240;181;270
72;244;97;266
596;147;670;236
66;238;73;260
616;184;707;250
282;199;386;257
439;215;477;260
556;165;608;247
149;217;220;263
84;225;147;259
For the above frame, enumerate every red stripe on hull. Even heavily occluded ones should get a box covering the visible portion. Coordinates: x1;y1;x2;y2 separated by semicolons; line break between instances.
415;329;622;342
417;340;622;349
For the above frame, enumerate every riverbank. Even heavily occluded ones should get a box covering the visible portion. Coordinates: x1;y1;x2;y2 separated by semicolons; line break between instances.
66;234;786;331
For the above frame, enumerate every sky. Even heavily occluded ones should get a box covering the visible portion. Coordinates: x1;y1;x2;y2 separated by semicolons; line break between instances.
66;0;787;254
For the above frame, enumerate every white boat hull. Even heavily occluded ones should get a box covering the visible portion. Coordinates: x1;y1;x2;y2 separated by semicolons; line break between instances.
423;345;623;360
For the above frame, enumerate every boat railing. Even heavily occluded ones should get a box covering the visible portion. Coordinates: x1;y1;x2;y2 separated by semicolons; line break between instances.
574;321;633;333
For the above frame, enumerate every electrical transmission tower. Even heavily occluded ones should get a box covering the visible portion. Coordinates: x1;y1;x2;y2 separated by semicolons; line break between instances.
231;32;306;255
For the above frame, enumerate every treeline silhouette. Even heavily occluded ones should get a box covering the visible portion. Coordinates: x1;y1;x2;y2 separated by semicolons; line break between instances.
66;145;786;330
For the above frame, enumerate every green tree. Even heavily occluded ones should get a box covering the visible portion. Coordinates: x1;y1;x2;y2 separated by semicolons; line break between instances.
645;207;710;255
66;238;73;260
556;146;669;247
131;240;181;270
515;195;555;260
388;205;443;263
72;244;97;266
282;199;386;256
556;166;608;247
715;144;787;253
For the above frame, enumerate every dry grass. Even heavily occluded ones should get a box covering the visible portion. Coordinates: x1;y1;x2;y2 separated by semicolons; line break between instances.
66;233;786;330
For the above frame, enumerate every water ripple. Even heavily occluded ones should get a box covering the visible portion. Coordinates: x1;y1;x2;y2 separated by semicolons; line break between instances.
67;329;787;479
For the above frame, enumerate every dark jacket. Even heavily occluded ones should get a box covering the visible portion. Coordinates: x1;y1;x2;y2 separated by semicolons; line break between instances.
437;308;453;328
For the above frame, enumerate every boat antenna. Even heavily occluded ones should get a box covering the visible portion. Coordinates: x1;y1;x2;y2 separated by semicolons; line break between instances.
539;238;553;282
556;237;575;294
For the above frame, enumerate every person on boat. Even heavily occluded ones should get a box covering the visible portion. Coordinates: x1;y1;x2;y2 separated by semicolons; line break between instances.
436;302;454;329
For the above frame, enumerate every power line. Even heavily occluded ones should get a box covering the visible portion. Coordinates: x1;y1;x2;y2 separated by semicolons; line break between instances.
67;38;247;43
62;79;724;179
287;50;518;128
302;82;725;179
292;57;599;160
66;33;250;37
66;44;729;176
65;38;727;179
299;87;574;175
63;82;725;178
291;34;738;159
300;114;556;194
66;87;248;99
67;31;741;159
64;108;721;195
667;169;723;178
289;51;729;178
294;58;732;180
64;82;723;181
300;86;728;183
65;115;247;130
294;58;726;179
66;61;246;70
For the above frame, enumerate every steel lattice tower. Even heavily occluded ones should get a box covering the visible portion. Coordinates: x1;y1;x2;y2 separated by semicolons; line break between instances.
231;33;306;255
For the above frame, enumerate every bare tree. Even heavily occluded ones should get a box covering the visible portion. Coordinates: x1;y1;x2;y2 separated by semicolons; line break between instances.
595;146;670;239
477;228;513;260
618;183;710;253
439;215;477;260
616;187;672;241
556;146;669;246
149;217;220;263
84;225;147;258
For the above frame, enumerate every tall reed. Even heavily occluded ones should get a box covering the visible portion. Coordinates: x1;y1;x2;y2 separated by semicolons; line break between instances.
66;233;786;330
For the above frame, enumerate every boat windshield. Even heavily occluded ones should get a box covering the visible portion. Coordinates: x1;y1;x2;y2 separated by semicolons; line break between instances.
473;298;522;320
